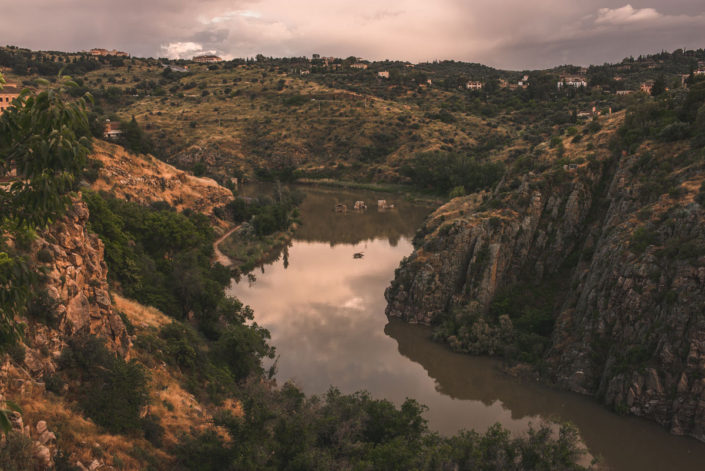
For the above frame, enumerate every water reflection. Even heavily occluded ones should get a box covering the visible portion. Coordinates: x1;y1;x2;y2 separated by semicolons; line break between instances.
386;320;705;471
239;183;431;247
228;185;705;471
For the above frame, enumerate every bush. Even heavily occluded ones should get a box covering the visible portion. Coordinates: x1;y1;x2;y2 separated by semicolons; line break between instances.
212;323;275;381
658;122;690;142
26;289;59;325
174;382;590;471
59;336;149;434
0;431;41;471
401;151;504;195
631;226;659;254
142;415;165;448
37;247;54;263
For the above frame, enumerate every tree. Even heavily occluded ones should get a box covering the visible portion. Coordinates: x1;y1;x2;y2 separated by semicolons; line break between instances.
0;74;91;344
651;75;667;96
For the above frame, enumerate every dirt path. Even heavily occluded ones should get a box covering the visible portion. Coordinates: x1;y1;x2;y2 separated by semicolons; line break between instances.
213;224;240;267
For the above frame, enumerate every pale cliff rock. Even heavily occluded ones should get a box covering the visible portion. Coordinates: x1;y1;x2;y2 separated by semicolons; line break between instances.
13;198;130;379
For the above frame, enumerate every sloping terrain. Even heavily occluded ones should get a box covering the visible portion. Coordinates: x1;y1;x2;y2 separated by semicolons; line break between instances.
89;140;233;223
386;97;705;439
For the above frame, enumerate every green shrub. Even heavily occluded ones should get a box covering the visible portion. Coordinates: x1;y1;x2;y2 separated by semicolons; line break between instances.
631;226;659;254
0;431;41;470
401;151;504;195
141;415;165;448
36;247;54;263
174;382;590;471
59;336;149;434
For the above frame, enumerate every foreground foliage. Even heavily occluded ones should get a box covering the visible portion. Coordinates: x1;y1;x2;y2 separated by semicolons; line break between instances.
175;382;589;471
0;75;91;346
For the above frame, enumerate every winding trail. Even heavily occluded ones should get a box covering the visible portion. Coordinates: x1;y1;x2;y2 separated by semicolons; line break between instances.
213;224;240;267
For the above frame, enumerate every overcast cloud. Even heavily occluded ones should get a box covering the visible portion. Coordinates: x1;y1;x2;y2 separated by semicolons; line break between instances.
2;1;704;69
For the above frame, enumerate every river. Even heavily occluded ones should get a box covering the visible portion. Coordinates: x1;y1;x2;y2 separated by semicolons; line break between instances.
227;184;705;471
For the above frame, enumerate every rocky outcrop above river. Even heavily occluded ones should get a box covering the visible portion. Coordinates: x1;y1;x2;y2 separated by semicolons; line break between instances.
385;118;705;440
27;199;130;370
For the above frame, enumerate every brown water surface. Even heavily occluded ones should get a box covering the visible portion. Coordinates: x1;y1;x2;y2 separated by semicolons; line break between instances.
228;184;705;471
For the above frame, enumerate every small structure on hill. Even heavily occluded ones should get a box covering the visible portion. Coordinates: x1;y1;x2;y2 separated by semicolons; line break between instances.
640;81;654;95
90;48;129;57
377;200;395;210
103;120;122;139
193;54;223;63
335;203;347;213
557;76;587;89
354;201;367;211
160;63;189;73
466;81;483;90
0;84;20;116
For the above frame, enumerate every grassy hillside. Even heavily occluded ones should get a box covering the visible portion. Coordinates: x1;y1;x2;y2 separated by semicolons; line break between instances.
3;46;702;192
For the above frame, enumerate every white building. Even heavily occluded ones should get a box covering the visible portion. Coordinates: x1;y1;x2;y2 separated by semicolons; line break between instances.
378;71;390;79
466;81;483;90
557;77;588;89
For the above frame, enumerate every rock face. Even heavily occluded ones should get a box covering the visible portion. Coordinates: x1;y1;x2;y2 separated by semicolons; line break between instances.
28;198;130;368
386;141;705;439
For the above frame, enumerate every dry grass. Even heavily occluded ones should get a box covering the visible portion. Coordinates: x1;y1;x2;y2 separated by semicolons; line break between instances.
11;373;169;469
112;293;171;330
90;140;232;227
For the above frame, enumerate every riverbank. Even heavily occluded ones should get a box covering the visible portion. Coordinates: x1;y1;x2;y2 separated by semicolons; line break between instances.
218;223;296;274
294;178;444;205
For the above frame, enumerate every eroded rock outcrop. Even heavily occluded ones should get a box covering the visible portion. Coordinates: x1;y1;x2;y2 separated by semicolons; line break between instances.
386;127;705;439
17;198;130;379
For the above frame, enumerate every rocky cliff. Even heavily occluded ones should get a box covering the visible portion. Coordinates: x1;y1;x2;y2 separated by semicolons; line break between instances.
24;198;130;374
0;197;130;467
385;115;705;440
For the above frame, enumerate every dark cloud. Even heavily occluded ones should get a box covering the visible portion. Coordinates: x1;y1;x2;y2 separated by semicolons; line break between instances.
2;1;704;69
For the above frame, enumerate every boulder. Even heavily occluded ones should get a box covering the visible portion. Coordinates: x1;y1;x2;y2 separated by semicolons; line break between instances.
36;420;47;434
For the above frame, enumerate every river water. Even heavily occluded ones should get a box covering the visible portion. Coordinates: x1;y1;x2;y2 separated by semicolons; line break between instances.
227;185;705;471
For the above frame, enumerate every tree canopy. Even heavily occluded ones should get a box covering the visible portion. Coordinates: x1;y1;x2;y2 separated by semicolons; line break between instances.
0;74;91;344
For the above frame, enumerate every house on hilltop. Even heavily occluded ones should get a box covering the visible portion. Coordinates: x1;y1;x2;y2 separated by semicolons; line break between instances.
0;84;20;115
103;120;122;139
466;81;483;90
378;71;390;79
557;76;587;89
640;81;654;95
90;48;129;57
350;63;368;70
193;55;223;63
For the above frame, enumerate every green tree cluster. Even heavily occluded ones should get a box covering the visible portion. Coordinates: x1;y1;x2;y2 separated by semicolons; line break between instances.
0;74;91;345
401;151;504;195
175;382;589;471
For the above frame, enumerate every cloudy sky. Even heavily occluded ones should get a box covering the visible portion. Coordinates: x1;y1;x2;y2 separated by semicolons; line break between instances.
2;1;704;69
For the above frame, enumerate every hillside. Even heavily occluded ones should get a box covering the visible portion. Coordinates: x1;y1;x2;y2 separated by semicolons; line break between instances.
3;46;702;188
0;102;593;470
2;45;705;468
386;81;705;439
88;140;233;225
